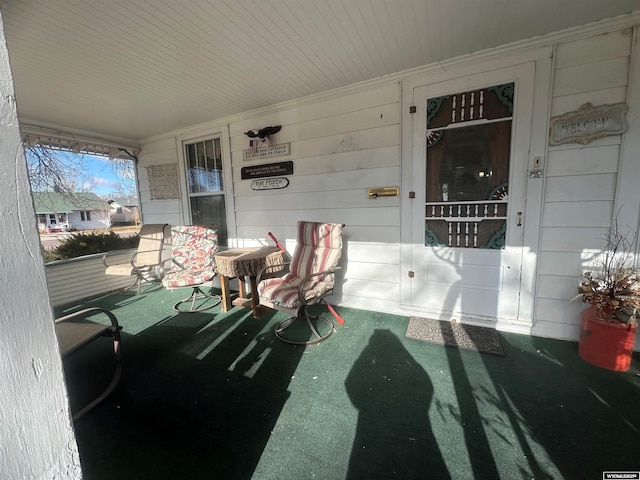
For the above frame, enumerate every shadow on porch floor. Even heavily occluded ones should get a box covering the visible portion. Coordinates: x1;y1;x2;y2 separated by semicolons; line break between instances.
55;286;640;480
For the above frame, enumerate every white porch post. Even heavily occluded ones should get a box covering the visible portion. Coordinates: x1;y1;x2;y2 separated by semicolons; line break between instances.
0;6;82;480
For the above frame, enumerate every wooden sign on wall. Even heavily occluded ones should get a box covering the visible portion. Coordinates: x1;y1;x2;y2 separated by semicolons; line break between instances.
243;142;290;161
241;161;293;180
549;102;628;146
251;177;289;190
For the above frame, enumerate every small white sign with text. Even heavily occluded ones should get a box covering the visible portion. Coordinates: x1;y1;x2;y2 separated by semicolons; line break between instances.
250;177;290;191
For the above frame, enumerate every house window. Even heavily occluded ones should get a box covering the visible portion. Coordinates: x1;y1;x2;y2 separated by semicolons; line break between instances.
49;214;56;224
80;211;91;221
184;137;227;246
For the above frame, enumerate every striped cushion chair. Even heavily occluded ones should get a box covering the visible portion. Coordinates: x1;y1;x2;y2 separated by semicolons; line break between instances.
258;221;344;345
162;225;221;313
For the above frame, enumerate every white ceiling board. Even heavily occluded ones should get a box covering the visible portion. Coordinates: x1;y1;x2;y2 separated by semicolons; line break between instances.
1;0;638;142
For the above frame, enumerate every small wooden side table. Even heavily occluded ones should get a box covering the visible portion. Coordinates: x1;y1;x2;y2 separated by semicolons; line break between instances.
214;246;285;318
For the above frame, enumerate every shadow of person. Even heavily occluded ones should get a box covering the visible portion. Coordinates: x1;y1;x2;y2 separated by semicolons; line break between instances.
345;329;450;479
72;309;307;480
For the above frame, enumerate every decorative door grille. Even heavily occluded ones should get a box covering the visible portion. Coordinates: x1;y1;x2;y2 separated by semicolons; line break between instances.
425;83;514;249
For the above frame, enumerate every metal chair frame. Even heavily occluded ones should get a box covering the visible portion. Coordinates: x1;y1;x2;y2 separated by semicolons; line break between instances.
54;307;122;420
257;222;345;345
103;224;169;295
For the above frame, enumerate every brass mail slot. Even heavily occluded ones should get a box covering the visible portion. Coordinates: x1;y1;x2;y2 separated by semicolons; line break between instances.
368;187;399;198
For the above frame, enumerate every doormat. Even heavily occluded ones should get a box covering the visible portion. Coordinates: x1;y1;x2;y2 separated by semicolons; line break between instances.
405;316;505;356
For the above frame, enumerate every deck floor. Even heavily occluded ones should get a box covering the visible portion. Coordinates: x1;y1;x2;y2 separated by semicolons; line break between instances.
55;286;640;480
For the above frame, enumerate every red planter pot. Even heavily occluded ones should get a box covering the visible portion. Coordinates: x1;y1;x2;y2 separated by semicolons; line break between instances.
579;306;637;372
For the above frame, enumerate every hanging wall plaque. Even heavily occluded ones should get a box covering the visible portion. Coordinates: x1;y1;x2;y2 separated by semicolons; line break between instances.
243;142;290;161
549;102;628;145
251;177;289;190
241;161;293;180
146;164;180;200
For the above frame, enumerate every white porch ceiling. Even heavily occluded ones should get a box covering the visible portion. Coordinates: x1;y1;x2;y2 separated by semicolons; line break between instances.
1;0;638;143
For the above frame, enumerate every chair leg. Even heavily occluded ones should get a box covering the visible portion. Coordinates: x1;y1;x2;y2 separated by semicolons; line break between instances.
119;270;162;295
173;286;222;313
274;306;335;345
118;276;142;295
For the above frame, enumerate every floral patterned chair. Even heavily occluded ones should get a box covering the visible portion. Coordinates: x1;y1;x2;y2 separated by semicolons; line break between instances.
258;221;344;345
162;225;221;313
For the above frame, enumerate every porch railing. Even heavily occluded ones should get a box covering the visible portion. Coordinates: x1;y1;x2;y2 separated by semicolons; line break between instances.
45;248;224;307
45;250;135;307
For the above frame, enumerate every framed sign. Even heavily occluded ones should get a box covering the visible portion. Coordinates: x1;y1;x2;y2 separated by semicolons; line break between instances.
241;161;293;180
549;102;628;146
243;142;290;161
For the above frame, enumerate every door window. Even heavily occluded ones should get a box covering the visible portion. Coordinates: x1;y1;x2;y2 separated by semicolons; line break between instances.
425;84;513;249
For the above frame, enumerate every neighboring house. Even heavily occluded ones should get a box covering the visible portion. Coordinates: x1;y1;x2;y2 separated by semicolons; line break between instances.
107;196;140;226
32;192;111;232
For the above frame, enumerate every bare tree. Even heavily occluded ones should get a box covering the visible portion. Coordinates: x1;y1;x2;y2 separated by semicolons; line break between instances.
109;181;137;199
108;157;137;198
24;145;136;196
25;146;89;192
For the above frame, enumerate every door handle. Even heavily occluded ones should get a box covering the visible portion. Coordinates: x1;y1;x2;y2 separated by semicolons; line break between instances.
517;212;522;226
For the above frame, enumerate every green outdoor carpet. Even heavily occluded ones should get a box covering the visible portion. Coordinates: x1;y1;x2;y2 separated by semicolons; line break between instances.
405;316;505;356
58;288;640;480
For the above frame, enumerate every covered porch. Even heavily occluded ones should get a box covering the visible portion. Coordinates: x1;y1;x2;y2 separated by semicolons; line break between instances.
3;2;640;479
58;284;640;479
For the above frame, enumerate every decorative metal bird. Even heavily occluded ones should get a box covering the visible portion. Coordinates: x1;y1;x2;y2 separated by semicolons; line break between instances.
244;125;281;141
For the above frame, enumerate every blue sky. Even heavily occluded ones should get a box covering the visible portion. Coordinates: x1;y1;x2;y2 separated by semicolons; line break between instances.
77;154;136;197
84;155;128;196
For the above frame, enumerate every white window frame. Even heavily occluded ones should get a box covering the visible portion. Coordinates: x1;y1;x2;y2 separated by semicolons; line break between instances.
176;125;236;248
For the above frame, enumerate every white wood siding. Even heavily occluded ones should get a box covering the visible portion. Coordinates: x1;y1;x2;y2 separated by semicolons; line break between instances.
137;83;402;313
46;252;134;307
136;138;183;226
135;24;639;347
534;28;633;341
229;83;401;311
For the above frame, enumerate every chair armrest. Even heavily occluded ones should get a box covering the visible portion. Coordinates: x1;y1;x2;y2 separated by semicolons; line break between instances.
256;261;291;284
130;249;162;268
55;307;122;357
297;267;341;305
102;250;125;268
55;306;121;328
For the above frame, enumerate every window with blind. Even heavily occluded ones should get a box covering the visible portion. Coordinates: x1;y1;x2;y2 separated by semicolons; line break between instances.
184;137;228;246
